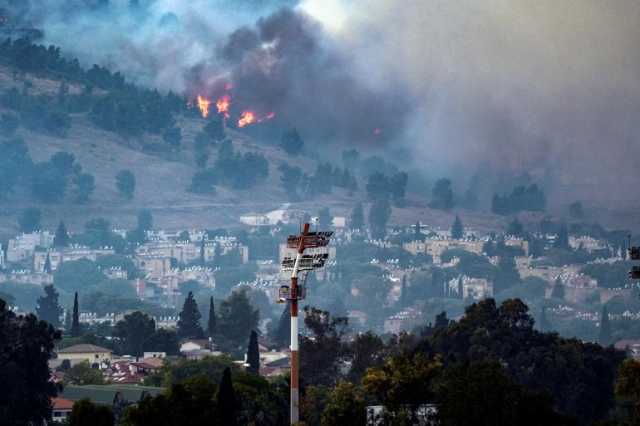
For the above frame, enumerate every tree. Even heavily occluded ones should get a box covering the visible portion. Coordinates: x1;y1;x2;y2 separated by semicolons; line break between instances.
389;172;408;205
280;128;304;156
599;305;612;346
162;126;182;148
207;296;216;338
0;299;60;424
321;382;367;426
616;359;640;424
246;330;260;375
217;367;237;425
50;151;76;176
538;306;551;332
218;290;259;353
203;115;225;141
278;163;303;200
114;311;156;357
551;277;565;300
147;329;180;356
36;285;63;327
569;201;584;220
369;198;391;240
399;276;409;308
272;303;290;349
430;178;454;210
350;202;365;231
18;207;41;233
137;209;153;232
74;172;95;203
54;221;70;247
507;218;525;237
71;291;81;337
68;399;114;426
494;256;520;294
177;292;204;339
318;207;333;229
31;162;67;202
554;223;570;250
116;169;135;199
451;215;464;239
194;133;210;168
64;361;105;385
366;172;389;201
437;361;569;426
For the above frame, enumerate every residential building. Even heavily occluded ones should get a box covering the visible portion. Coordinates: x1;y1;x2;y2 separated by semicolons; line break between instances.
403;238;483;264
504;238;530;256
51;398;74;423
33;246;115;273
445;276;493;300
0;270;53;285
383;307;421;334
6;231;54;263
56;344;113;365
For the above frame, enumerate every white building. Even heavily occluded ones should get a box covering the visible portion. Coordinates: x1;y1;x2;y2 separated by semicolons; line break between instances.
446;275;493;300
6;231;54;263
33;245;115;273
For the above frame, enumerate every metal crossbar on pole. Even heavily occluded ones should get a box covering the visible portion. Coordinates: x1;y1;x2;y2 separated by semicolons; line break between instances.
284;223;333;425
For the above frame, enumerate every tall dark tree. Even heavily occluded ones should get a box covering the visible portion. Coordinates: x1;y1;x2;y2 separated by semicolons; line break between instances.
71;292;81;337
280;128;304;156
399;275;409;307
507;218;525;237
538;306;551;332
369;198;391;240
430;178;454;210
54;221;70;247
218;290;259;353
0;299;60;424
68;399;114;426
217;367;237;425
272;303;290;349
36;285;63;327
494;256;520;294
350;202;365;231
43;253;52;274
318;207;333;229
114;311;156;357
551;277;565;300
554;223;570;250
74;173;95;203
177;292;204;339
246;330;260;375
599;305;612;346
18;207;41;233
451;215;464;239
116;169;136;200
207;296;216;338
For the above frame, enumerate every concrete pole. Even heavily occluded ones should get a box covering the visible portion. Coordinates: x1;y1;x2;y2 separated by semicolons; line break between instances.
290;223;309;425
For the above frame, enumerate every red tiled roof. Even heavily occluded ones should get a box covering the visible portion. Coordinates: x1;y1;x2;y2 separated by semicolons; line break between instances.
52;397;74;411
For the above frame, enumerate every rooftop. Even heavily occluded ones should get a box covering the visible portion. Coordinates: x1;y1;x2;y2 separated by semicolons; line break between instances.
57;344;112;354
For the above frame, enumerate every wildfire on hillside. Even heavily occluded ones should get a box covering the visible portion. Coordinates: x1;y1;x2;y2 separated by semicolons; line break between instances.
216;95;231;119
197;95;211;118
238;110;276;128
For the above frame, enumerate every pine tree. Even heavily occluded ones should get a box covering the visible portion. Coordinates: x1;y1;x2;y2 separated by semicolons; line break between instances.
599;305;612;346
177;291;204;339
207;296;216;338
538;306;551;332
272;303;290;349
71;292;81;337
451;215;464;239
217;367;237;425
554;223;570;250
350;203;365;231
414;220;422;240
35;285;63;327
551;277;565;300
43;253;52;274
246;330;260;375
54;221;69;248
399;276;409;307
64;307;72;333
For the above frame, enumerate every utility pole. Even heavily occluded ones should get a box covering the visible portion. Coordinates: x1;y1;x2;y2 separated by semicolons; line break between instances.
280;222;333;425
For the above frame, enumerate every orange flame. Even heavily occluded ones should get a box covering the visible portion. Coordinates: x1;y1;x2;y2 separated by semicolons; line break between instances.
197;95;211;118
238;111;256;128
216;95;231;118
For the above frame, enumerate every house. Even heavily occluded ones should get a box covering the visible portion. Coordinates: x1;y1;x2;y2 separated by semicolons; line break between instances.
60;384;164;419
615;339;640;359
51;397;74;423
57;344;113;365
403;238;483;264
445;276;493;300
6;231;54;263
367;404;437;425
180;339;216;359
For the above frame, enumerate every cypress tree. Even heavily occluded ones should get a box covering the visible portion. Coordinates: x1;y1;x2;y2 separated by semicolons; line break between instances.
177;291;204;339
43;253;52;274
551;277;565;300
539;306;551;332
246;330;260;375
273;303;291;349
350;203;365;231
217;367;237;425
451;215;464;239
54;221;70;248
599;305;612;346
64;307;72;333
35;285;63;327
70;292;81;337
199;238;206;266
399;276;409;307
207;296;216;338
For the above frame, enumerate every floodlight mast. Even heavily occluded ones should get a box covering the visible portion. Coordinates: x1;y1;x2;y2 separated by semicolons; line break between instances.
289;222;309;425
